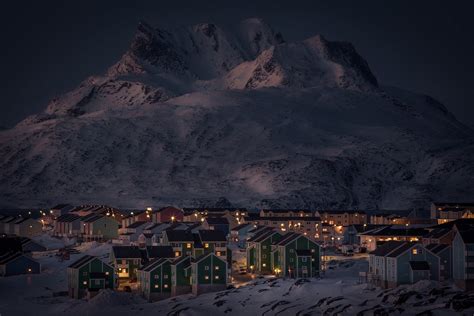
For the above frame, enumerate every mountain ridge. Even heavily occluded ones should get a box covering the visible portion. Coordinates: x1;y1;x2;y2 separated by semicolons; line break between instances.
0;19;473;209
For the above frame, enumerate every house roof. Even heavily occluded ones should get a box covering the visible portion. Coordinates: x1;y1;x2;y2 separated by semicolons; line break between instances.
154;206;182;213
409;261;430;271
183;207;242;213
81;213;103;223
359;226;428;237
171;255;191;266
68;255;97;269
140;258;170;272
205;217;229;225
407;209;431;219
351;224;387;233
164;230;195;242
261;209;313;214
386;242;417;258
231;223;251;232
274;232;301;246
126;221;148;229
56;213;81;222
320;210;366;215
112;246;142;259
0;252;22;265
425;243;450;254
295;249;312;256
146;246;174;259
368;241;405;256
192;251;224;264
51;204;73;210
198;230;227;242
256;216;322;221
424;227;452;239
247;228;277;243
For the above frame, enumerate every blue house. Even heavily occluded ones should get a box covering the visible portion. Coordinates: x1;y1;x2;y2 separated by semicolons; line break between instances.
369;241;440;288
203;217;230;236
452;224;474;291
0;252;41;276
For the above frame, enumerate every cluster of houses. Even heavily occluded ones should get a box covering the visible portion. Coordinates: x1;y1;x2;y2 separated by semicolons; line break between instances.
367;218;474;290
0;236;45;277
3;200;474;301
68;227;230;301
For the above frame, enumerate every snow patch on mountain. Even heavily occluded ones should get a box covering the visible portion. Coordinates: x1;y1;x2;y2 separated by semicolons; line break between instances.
0;18;473;209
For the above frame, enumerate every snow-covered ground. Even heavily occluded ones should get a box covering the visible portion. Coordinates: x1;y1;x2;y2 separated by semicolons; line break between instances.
1;239;473;315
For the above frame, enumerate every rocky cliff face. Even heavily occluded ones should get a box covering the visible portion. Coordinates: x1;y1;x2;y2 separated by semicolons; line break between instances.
1;18;473;209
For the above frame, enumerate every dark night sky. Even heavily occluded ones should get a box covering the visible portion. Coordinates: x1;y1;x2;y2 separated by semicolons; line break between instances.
1;0;473;128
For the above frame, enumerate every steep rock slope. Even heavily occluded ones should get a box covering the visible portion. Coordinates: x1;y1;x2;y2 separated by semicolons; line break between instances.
0;19;473;209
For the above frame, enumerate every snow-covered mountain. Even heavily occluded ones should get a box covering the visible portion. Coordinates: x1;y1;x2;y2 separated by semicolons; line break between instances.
1;18;473;209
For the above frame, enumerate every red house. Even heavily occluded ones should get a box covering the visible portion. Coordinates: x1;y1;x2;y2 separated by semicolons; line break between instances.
153;207;184;223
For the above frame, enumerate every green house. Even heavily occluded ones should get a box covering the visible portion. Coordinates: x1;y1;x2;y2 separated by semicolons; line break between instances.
137;258;172;301
247;227;282;274
80;214;119;241
171;256;192;296
110;246;143;280
197;230;228;260
271;232;320;278
191;252;228;295
162;230;197;258
67;255;115;299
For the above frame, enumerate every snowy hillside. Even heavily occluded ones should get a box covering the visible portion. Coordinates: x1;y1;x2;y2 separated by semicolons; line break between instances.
1;248;473;316
0;18;473;209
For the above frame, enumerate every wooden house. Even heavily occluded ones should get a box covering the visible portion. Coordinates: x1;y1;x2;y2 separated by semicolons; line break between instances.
271;232;320;278
246;227;282;274
259;209;313;218
171;256;192;296
152;206;184;223
368;241;441;288
319;210;367;226
67;255;114;299
425;243;452;281
0;252;41;276
110;246;143;279
137;258;172;301
80;214;118;241
202;217;230;236
452;225;474;291
54;213;82;237
191;252;227;295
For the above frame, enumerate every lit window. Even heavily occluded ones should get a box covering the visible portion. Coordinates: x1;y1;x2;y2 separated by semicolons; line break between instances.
155;284;159;288
186;243;192;249
412;248;419;255
175;251;180;257
216;251;221;256
164;284;168;288
262;263;266;267
215;266;219;270
215;275;219;280
28;268;32;272
105;271;109;275
83;281;87;285
204;243;209;248
205;275;209;280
